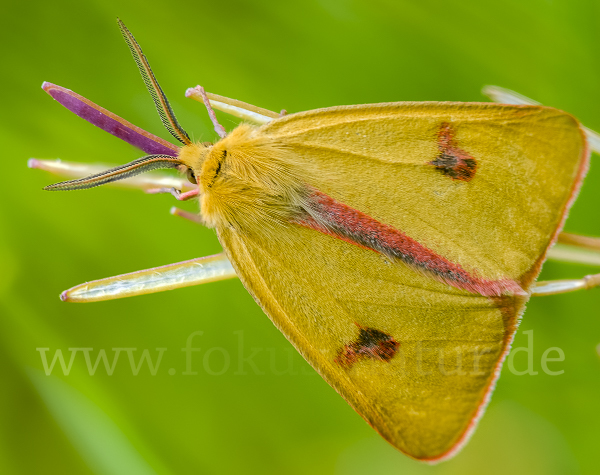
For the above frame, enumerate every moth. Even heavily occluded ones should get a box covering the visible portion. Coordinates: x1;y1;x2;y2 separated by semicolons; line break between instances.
32;20;600;462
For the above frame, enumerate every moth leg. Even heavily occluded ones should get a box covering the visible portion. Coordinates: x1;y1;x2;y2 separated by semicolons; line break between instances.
170;206;204;225
186;86;279;125
145;187;199;201
532;273;600;296
61;253;237;303
184;85;227;138
483;86;600;154
29;158;194;192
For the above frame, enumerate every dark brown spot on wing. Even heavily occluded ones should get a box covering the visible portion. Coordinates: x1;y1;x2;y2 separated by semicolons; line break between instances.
335;324;400;369
430;122;477;181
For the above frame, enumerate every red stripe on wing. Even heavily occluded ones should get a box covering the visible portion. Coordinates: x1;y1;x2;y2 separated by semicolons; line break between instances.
296;190;524;297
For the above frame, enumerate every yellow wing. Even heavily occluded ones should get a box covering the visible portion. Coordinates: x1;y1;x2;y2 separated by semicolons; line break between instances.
214;102;588;460
259;102;589;287
218;223;524;461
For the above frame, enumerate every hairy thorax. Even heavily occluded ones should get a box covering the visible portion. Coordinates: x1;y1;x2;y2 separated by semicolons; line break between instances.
178;124;310;233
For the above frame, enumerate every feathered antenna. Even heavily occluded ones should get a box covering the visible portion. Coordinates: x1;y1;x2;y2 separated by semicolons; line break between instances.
118;19;191;146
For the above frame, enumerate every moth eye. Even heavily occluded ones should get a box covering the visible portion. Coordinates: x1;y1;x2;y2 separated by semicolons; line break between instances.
186;168;197;184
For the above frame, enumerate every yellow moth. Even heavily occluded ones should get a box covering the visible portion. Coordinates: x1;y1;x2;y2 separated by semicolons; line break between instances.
34;19;600;462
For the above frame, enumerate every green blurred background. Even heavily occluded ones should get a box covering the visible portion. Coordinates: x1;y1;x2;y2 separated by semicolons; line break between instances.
1;0;599;473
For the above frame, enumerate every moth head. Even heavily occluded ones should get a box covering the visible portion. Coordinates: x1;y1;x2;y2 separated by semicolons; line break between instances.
176;141;214;188
44;19;209;193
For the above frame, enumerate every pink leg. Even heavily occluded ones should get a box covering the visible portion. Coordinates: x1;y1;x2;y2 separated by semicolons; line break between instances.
194;85;227;139
146;187;199;201
170;206;204;225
